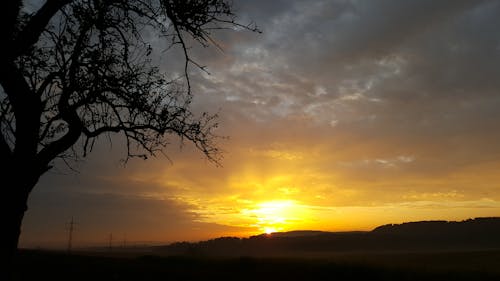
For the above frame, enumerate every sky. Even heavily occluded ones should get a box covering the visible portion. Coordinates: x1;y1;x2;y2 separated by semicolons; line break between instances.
20;0;500;248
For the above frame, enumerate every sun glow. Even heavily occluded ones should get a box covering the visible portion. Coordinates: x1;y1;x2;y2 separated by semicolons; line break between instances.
243;200;312;234
264;227;278;234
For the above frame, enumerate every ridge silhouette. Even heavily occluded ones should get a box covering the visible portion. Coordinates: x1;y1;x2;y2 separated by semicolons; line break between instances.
154;217;500;256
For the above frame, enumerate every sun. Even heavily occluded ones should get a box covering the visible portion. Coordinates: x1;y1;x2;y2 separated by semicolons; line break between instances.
263;227;278;234
243;200;309;234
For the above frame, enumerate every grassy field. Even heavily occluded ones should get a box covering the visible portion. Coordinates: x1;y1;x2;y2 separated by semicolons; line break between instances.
12;249;500;280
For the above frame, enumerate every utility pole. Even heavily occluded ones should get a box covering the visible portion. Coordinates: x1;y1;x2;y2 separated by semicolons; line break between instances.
66;217;76;254
108;233;113;252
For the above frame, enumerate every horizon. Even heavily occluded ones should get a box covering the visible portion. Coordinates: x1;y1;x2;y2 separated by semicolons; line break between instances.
21;216;499;250
18;0;500;249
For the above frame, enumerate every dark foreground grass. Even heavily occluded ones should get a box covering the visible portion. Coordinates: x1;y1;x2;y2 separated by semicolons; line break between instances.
12;250;500;281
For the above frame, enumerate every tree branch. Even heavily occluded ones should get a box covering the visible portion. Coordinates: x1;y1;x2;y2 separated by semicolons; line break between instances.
36;72;60;97
36;110;82;169
0;132;12;160
12;0;72;58
0;0;22;53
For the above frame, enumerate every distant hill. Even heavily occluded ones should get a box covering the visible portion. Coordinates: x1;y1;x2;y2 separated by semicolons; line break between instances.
153;218;500;257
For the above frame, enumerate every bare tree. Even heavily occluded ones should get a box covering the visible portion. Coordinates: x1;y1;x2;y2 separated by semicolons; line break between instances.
0;0;258;263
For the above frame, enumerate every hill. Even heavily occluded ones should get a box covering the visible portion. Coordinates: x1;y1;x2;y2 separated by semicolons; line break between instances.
153;217;500;256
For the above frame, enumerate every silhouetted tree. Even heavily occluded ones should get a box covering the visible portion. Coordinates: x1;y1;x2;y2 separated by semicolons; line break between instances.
0;0;257;263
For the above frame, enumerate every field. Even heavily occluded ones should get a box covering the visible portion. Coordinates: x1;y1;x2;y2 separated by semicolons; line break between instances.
12;249;500;280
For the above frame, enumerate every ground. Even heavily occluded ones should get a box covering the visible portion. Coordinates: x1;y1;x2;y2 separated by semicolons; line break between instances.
11;249;500;280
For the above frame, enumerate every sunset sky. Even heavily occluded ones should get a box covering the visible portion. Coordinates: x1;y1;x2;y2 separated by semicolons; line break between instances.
20;0;500;248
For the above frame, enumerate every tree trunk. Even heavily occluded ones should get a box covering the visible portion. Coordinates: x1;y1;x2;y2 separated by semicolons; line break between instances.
0;170;38;278
2;193;27;254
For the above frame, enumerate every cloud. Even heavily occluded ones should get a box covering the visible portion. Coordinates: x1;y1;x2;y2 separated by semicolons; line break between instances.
22;191;253;248
22;0;500;245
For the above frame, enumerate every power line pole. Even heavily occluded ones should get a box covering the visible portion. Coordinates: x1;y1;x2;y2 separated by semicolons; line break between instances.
66;217;76;254
108;233;113;252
